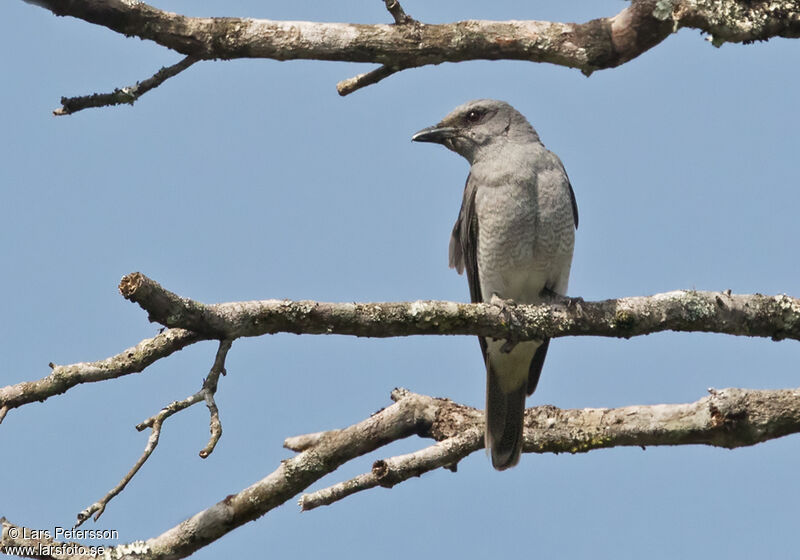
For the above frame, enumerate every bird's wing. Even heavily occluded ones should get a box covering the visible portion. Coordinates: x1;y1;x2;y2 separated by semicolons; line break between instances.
449;172;482;303
551;153;578;229
568;179;579;229
449;173;488;361
448;174;467;275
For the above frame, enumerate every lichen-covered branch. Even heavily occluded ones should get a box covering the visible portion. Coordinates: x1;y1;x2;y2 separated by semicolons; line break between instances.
0;328;207;424
3;272;795;440
119;272;800;343
5;385;800;559
25;0;800;104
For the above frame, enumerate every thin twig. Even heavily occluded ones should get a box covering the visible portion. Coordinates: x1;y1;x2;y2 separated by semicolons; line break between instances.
337;65;404;96
199;339;232;458
200;391;223;458
299;428;481;510
55;56;199;116
136;393;205;431
383;0;416;25
75;414;170;527
74;340;232;527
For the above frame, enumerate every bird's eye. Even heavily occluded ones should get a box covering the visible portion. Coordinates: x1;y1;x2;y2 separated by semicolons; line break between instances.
465;110;482;123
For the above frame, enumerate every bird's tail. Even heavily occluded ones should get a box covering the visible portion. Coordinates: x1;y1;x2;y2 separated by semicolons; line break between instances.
485;365;527;470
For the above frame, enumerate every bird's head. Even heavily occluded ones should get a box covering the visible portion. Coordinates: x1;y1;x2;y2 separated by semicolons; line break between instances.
411;99;538;163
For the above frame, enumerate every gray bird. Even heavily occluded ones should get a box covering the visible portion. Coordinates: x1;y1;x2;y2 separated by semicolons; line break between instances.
412;99;578;470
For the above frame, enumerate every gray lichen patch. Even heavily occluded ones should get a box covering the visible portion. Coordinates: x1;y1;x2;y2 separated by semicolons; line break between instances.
680;290;717;322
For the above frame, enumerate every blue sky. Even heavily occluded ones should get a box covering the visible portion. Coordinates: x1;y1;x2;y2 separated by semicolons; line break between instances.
2;1;799;558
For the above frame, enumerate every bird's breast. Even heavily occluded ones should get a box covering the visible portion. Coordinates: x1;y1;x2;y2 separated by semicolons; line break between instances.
473;169;574;302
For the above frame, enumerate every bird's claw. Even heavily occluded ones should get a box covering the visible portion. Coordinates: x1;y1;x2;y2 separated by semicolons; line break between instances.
489;293;514;307
490;294;519;353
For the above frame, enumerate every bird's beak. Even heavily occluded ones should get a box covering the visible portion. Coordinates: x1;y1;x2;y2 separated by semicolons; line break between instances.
411;125;457;144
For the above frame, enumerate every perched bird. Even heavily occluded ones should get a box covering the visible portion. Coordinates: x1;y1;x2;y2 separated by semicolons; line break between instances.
412;100;578;469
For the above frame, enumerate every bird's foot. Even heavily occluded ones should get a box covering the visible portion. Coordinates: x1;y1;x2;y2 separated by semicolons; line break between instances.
539;287;558;301
541;287;581;307
489;294;519;353
489;293;517;308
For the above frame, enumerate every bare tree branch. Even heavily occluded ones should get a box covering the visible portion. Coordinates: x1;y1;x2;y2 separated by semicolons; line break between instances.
299;426;480;511
119;272;800;343
284;429;340;452
383;0;416;25
297;385;800;509
336;64;403;96
198;339;231;458
0;328;206;425
5;385;800;559
54;55;199;115
75;410;167;529
1;517;107;560
24;0;800;107
74;340;232;527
